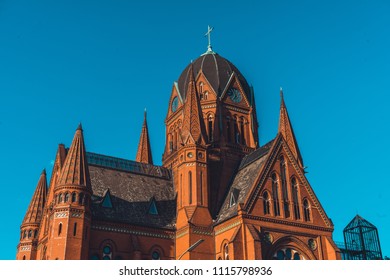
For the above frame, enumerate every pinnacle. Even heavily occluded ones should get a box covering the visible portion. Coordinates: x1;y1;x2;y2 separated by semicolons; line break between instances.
57;124;91;189
136;111;153;165
22;170;47;225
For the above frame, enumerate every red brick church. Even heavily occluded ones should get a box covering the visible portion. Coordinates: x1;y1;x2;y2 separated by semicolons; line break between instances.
17;30;341;260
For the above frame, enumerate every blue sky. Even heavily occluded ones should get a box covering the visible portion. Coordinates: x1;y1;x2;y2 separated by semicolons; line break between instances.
0;0;389;260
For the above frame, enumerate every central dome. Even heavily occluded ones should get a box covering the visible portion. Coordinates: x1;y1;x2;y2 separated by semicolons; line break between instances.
177;53;251;101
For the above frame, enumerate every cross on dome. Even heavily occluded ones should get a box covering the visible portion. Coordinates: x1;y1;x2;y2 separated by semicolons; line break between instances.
203;25;216;55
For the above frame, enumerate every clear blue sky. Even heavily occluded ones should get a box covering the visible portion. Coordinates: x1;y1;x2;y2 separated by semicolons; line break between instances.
1;0;389;260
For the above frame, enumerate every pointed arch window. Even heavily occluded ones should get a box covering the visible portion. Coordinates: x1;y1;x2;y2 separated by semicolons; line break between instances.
71;192;77;203
280;156;290;218
233;117;239;144
240;117;246;145
199;82;204;94
263;191;271;215
208;115;213;142
58;223;62;236
188;171;192;205
199;171;203;205
79;193;84;205
226;117;231;143
204;91;208;100
271;173;280;216
303;199;311;222
64;192;70;203
291;178;300;220
224;243;229;260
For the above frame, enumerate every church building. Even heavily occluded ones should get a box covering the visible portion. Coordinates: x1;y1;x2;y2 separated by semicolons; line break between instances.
17;30;341;260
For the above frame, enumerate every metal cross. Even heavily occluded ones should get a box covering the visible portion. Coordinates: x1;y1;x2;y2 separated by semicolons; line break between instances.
204;25;214;51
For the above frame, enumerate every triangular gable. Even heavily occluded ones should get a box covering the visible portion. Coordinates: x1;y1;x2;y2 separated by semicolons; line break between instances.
102;189;113;208
148;197;158;215
166;83;184;119
196;69;218;99
220;72;251;107
243;134;332;228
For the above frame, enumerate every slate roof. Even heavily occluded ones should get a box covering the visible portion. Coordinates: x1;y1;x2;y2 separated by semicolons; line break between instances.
177;53;252;102
87;153;176;229
215;139;274;224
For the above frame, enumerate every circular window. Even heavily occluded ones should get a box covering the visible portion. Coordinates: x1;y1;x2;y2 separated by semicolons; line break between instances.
198;152;203;159
103;246;111;254
308;239;317;251
187;152;193;158
152;251;160;260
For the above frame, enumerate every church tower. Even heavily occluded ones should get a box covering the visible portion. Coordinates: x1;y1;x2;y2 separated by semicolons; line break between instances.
46;124;92;260
17;170;47;260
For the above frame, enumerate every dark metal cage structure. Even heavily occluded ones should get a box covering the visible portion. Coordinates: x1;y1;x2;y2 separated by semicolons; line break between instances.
343;215;383;260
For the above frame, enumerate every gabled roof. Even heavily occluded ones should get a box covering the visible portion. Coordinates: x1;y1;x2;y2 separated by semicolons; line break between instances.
89;164;176;229
216;140;274;223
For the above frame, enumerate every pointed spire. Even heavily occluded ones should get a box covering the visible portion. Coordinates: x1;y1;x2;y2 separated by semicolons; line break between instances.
181;64;206;144
135;109;153;165
57;124;91;191
23;170;47;224
278;88;303;167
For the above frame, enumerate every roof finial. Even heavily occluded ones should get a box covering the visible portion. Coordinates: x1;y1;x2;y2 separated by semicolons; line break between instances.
202;25;216;55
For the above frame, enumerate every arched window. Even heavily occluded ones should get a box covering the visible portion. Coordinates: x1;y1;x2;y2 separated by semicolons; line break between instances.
64;192;70;203
23;255;26;260
263;191;271;215
23;230;27;239
199;82;204;94
233;117;239;144
71;192;77;203
271;174;280;216
73;222;77;236
208;115;213;142
204;91;208;100
280;156;290;218
240;117;246;145
58;223;62;236
179;174;183;208
200;171;203;205
223;243;229;260
34;229;38;239
79;193;84;205
28;230;32;238
188;171;192;205
226;117;231;143
58;193;63;204
291;178;300;220
303;199;311;222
